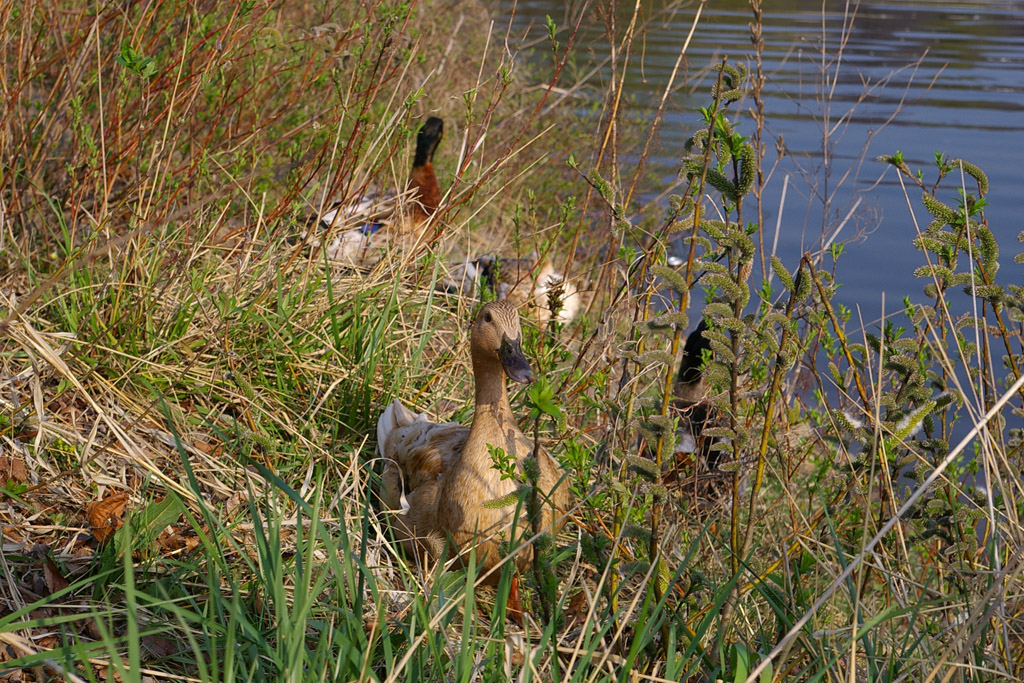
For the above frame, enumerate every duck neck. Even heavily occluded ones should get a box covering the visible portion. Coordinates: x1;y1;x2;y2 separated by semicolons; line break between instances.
471;356;511;416
409;163;440;222
463;355;523;474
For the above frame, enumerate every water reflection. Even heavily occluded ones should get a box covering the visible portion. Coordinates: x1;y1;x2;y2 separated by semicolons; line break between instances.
498;0;1024;318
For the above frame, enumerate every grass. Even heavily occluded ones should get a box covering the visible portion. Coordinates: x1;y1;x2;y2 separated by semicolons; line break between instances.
1;0;1023;681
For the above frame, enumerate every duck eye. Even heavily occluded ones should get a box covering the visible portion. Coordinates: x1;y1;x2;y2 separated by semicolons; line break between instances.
484;312;493;323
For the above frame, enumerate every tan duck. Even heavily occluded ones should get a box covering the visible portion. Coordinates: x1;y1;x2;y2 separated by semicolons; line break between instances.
377;301;568;580
306;116;444;265
442;254;581;324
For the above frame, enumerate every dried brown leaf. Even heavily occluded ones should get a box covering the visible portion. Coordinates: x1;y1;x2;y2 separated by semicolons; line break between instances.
0;660;23;681
156;527;200;554
35;635;59;650
224;491;248;516
566;589;589;623
192;439;223;457
140;634;180;661
86;491;130;543
82;617;103;640
43;557;69;595
507;576;523;626
0;457;29;483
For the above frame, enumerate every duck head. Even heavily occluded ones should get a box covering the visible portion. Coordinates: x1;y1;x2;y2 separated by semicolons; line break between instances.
471;301;534;384
414;117;444;167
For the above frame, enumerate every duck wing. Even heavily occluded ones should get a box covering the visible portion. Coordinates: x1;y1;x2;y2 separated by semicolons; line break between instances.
303;187;421;264
377;400;468;555
315;188;406;231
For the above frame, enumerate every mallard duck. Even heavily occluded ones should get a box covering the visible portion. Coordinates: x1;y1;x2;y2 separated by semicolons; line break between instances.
669;318;739;509
306;116;444;265
675;318;709;405
674;318;716;465
442;254;580;324
377;301;568;580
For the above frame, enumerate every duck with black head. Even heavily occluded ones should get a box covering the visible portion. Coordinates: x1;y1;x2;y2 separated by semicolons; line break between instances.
307;116;445;265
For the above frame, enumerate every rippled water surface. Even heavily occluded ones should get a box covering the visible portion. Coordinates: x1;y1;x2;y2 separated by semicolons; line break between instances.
497;0;1024;319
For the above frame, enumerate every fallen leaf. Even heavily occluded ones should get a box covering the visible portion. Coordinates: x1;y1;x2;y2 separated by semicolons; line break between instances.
140;634;180;661
14;427;38;440
192;439;223;457
43;557;70;595
507;574;524;626
505;633;526;667
224;491;248;516
0;663;24;681
0;456;28;484
47;394;88;414
35;635;59;650
566;589;589;622
72;532;94;550
82;617;103;640
156;527;200;554
86;491;130;543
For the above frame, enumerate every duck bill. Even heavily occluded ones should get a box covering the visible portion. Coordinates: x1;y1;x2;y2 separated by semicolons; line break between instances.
498;335;535;384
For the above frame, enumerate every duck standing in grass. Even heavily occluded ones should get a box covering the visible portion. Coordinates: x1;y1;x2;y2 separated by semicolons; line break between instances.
307;116;444;265
377;301;568;580
442;254;581;324
674;318;713;461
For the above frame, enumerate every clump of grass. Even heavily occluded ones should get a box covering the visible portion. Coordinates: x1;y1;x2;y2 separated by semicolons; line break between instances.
2;1;1023;682
0;0;585;678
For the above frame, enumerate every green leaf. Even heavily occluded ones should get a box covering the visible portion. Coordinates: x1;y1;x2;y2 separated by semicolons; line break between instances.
114;42;157;79
731;642;750;683
527;377;563;423
114;494;185;558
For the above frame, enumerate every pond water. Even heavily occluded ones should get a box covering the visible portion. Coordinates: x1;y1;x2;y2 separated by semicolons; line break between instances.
496;0;1024;327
